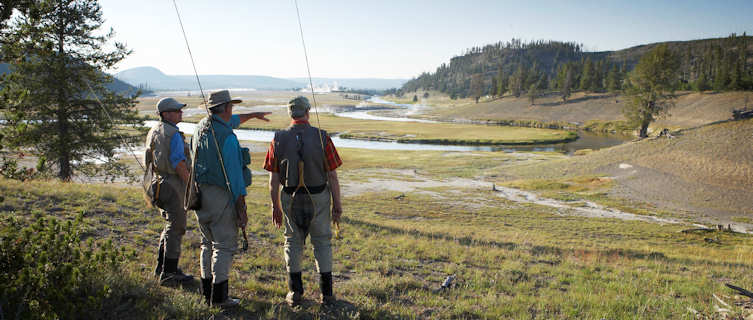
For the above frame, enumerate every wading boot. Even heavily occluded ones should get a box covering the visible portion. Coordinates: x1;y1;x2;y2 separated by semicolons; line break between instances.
153;242;165;277
201;277;213;305
319;272;335;306
211;280;240;308
159;258;194;285
286;272;303;307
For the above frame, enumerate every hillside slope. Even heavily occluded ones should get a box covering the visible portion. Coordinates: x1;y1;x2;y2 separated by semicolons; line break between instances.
504;118;753;225
422;91;751;131
402;36;753;98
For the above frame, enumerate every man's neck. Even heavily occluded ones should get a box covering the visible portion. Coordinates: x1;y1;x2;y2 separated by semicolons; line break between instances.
218;112;232;123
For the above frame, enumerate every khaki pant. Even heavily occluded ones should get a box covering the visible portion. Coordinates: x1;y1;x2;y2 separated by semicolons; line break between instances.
281;189;333;273
195;184;238;283
159;174;187;260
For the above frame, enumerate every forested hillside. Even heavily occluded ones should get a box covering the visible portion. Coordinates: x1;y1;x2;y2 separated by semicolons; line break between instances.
401;34;753;100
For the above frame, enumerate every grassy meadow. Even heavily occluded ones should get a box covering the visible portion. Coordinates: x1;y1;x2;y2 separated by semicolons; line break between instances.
4;91;753;319
3;135;753;319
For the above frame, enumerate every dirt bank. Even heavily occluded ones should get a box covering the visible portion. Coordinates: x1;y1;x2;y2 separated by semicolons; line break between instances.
503;118;753;229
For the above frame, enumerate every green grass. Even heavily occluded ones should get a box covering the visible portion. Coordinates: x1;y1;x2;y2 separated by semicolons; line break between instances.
3;136;753;318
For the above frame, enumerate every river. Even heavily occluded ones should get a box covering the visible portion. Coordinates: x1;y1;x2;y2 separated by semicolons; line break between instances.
142;96;629;153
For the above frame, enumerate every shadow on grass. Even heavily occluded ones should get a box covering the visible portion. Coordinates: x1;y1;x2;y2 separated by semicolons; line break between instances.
215;298;396;320
344;216;753;270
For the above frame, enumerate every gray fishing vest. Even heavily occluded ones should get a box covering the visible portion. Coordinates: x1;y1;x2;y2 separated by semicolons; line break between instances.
145;121;190;194
273;123;328;188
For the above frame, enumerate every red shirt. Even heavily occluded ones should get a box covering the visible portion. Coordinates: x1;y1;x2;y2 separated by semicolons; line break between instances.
263;120;342;172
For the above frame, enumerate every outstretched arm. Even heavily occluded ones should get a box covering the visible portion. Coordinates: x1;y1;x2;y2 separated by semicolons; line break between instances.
238;112;271;124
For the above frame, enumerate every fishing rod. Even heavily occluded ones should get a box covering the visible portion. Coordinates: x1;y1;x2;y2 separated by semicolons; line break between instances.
293;0;341;238
85;81;147;191
171;0;248;251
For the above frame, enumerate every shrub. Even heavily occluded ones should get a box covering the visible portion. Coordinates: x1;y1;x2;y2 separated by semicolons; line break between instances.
0;215;130;319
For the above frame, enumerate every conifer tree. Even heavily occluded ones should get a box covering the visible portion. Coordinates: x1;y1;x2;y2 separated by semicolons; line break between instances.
561;64;574;102
606;64;621;92
580;57;594;91
496;68;508;97
624;44;680;138
0;0;143;181
510;65;527;98
528;82;539;105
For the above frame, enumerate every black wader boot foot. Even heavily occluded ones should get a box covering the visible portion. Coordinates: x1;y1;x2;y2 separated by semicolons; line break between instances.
201;277;213;305
160;258;193;285
154;243;165;277
286;272;304;307
319;272;334;306
212;280;240;308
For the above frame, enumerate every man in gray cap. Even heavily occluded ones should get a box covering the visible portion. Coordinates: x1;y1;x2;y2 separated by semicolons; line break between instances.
191;89;270;307
145;97;194;285
264;96;343;306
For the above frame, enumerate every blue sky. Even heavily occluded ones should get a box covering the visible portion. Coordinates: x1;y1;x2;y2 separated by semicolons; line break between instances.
99;0;753;79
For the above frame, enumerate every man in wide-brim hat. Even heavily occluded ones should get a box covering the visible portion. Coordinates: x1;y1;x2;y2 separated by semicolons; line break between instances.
190;89;270;307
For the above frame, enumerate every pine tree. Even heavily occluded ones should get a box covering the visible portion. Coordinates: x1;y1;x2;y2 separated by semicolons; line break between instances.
580;57;594;91
0;0;143;181
624;44;680;138
510;65;527;98
528;82;539;105
496;68;508;97
694;72;709;93
606;64;621;93
561;63;574;102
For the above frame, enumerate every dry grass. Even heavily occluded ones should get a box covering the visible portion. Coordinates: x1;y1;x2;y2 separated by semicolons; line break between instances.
500;118;753;225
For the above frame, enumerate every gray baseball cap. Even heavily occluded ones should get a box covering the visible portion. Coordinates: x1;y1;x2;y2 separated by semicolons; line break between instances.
156;97;186;113
288;96;311;118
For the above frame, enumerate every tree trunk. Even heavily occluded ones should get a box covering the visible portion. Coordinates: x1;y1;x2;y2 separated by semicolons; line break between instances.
639;120;650;138
56;7;71;181
57;108;71;181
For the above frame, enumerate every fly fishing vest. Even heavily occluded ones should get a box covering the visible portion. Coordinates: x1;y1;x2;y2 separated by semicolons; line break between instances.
192;116;252;188
274;123;328;191
144;120;190;209
145;121;190;176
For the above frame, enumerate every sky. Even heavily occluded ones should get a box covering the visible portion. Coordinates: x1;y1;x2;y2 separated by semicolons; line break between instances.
99;0;753;79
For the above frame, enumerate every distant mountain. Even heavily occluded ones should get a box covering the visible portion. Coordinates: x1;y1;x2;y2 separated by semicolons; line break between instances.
0;63;146;96
116;66;303;91
115;66;408;91
287;77;407;90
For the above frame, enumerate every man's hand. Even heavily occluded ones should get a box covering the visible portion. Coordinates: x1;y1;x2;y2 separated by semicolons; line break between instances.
236;195;248;229
332;204;342;224
239;112;272;124
272;205;283;228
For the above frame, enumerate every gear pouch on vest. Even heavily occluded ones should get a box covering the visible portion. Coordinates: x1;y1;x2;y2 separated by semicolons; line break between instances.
143;157;168;210
146;175;173;210
241;147;252;187
290;190;314;232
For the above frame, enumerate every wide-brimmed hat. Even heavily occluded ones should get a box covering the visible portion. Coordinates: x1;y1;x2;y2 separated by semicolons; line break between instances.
288;96;311;118
156;97;186;113
205;90;242;109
